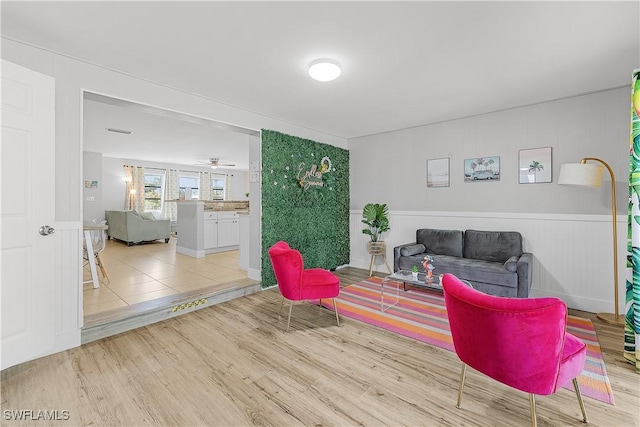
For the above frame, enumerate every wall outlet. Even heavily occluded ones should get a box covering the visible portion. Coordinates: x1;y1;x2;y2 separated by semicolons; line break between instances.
86;196;95;202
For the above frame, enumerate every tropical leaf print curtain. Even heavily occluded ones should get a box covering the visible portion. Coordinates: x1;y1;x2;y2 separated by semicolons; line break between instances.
123;165;145;212
626;68;640;372
198;171;212;201
162;169;180;221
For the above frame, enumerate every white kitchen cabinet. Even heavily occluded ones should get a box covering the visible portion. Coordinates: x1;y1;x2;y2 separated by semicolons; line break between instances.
176;202;241;257
204;211;218;249
217;212;239;247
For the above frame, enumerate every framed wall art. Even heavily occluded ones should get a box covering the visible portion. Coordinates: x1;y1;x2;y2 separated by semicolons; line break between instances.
427;157;450;187
464;156;500;182
519;147;552;184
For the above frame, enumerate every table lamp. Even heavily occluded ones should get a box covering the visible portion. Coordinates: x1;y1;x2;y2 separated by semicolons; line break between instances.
558;157;623;326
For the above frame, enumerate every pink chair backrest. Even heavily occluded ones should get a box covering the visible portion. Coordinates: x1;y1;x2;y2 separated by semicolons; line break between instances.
268;241;303;300
442;273;569;395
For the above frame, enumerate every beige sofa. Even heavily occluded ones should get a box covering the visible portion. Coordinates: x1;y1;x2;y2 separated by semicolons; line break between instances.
105;210;171;246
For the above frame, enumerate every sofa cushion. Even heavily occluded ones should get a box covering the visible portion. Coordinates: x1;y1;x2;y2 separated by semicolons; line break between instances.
398;254;517;288
105;210;170;244
463;230;523;263
416;229;463;257
440;257;518;289
400;244;426;257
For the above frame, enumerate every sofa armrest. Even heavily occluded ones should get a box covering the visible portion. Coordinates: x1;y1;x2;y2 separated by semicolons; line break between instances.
516;252;533;298
393;242;417;272
105;210;127;241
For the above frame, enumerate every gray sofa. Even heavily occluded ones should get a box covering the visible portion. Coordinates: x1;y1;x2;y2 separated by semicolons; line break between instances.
393;228;532;297
105;210;171;246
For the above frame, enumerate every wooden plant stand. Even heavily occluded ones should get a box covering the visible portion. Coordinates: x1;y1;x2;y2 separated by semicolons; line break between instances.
368;241;392;277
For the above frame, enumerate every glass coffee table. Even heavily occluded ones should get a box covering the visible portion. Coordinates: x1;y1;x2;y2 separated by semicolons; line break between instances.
380;270;442;311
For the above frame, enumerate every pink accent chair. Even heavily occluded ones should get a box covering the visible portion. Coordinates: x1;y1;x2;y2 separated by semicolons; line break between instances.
442;273;588;427
268;241;340;331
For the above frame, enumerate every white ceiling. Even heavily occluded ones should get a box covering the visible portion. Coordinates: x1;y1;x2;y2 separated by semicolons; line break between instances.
82;93;255;170
2;1;639;166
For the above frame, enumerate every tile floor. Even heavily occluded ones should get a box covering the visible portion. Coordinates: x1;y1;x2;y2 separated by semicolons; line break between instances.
83;237;248;316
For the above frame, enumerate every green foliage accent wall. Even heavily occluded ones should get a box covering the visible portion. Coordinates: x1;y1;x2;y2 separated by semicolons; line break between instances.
261;129;350;288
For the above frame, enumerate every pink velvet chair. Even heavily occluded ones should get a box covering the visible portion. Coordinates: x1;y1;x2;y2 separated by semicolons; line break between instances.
268;241;340;331
442;273;588;427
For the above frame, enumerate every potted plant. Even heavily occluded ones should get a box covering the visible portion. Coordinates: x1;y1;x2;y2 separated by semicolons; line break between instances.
362;203;390;256
411;265;419;279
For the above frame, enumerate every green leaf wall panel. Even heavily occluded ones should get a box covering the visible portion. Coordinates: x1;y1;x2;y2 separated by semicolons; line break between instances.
261;129;350;288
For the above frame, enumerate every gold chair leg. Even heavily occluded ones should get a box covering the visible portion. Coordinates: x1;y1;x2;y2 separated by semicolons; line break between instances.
333;297;340;327
278;297;285;317
456;363;467;409
286;300;293;332
572;378;588;423
529;394;537;427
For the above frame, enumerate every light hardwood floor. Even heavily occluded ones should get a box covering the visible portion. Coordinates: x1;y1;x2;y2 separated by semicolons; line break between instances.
2;267;638;426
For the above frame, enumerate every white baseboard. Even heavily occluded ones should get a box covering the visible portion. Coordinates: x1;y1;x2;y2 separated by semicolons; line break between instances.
28;329;81;364
248;267;261;281
176;246;205;258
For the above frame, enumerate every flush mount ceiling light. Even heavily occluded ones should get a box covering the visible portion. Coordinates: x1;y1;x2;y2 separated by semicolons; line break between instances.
308;59;341;82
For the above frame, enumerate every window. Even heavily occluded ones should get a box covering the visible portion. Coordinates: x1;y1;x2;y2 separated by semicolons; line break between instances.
179;175;199;200
144;172;164;212
211;174;225;200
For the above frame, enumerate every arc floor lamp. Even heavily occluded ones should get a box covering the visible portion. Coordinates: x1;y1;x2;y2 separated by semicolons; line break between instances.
558;158;624;326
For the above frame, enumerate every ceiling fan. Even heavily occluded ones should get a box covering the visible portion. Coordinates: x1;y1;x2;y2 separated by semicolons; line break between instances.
195;158;236;169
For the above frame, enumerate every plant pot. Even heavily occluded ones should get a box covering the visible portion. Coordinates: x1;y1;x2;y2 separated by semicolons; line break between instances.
411;272;419;280
368;241;386;255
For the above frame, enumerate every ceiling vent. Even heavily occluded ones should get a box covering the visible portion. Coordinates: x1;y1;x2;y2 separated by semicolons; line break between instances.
106;128;133;135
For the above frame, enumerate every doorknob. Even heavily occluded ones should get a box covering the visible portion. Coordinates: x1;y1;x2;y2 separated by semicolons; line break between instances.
39;225;55;236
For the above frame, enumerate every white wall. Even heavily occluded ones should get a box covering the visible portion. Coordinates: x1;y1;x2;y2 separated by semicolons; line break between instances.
348;87;631;313
1;38;347;359
82;151;103;220
349;88;629;215
98;156;249;220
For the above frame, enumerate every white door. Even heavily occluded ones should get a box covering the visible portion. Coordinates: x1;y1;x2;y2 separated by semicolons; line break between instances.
1;60;56;370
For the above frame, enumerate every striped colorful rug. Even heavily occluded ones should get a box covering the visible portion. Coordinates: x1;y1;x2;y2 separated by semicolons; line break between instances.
321;277;614;405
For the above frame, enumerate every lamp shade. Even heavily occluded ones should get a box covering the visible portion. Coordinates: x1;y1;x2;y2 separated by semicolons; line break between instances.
558;163;604;187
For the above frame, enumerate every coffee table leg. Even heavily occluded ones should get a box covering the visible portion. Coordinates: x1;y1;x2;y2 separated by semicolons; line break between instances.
381;277;400;312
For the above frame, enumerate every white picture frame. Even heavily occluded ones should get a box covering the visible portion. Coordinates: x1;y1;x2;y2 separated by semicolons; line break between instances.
519;147;552;184
464;156;500;182
427;158;450;188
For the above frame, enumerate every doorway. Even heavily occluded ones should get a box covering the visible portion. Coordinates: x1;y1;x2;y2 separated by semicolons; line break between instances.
81;92;260;325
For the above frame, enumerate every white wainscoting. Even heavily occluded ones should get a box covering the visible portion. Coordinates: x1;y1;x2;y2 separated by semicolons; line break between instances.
51;221;83;356
350;210;626;314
